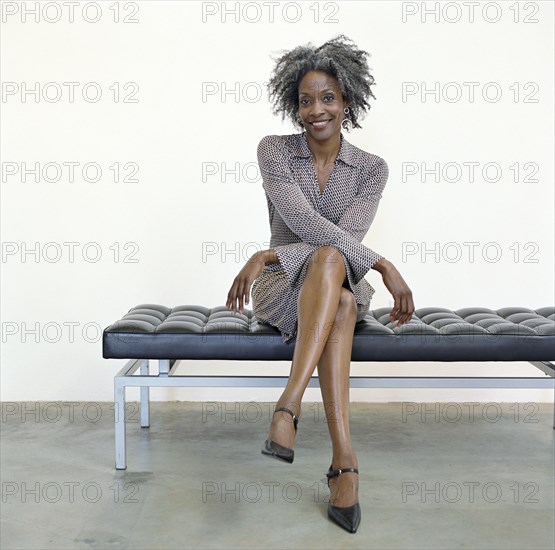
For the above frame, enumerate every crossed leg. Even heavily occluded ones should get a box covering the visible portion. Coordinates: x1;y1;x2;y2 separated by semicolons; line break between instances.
266;245;359;507
317;289;359;508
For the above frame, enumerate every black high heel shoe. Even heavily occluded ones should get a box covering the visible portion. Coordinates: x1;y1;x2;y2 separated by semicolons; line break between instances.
261;407;298;464
326;466;361;533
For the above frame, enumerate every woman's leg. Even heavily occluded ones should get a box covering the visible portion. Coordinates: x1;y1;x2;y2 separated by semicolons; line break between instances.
317;288;359;508
266;245;348;449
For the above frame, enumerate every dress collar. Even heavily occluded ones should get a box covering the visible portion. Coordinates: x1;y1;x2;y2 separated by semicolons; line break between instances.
291;131;357;168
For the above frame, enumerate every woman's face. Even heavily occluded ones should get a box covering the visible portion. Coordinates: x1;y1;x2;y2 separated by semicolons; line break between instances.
297;70;348;140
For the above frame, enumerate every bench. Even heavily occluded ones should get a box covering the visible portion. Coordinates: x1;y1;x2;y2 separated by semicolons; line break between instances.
102;304;555;469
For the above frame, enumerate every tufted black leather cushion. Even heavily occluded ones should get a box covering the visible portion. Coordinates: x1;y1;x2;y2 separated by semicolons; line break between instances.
102;305;555;362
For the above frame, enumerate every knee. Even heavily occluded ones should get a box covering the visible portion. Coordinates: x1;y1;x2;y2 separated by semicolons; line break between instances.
307;246;345;278
337;287;357;320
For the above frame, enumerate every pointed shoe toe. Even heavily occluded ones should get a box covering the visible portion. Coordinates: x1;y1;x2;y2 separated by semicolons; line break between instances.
325;466;361;533
261;439;294;464
260;407;299;464
327;502;361;533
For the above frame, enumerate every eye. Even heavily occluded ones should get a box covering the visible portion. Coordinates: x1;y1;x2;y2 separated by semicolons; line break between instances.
323;94;335;102
299;98;310;105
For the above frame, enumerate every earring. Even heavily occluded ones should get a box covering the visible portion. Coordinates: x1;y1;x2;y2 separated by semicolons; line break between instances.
341;107;353;132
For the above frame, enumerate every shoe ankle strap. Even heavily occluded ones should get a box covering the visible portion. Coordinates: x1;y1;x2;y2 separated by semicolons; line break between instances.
326;467;359;480
274;407;299;431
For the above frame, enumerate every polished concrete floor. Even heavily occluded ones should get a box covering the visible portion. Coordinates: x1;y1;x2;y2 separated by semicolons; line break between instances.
1;401;554;549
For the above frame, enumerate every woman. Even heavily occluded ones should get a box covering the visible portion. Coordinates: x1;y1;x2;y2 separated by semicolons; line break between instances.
225;35;414;533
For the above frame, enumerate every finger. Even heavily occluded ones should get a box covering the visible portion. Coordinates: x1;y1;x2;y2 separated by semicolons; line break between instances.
406;305;415;323
391;297;398;312
394;299;402;320
390;297;400;319
227;283;238;311
241;283;249;313
238;283;246;314
403;298;412;323
228;295;236;314
395;296;407;326
401;295;413;324
398;296;408;325
233;281;243;314
243;280;251;308
242;285;251;311
230;291;238;315
401;296;412;324
404;299;414;324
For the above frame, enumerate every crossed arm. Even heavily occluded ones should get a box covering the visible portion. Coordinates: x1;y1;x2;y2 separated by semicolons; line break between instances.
226;136;414;325
257;134;388;284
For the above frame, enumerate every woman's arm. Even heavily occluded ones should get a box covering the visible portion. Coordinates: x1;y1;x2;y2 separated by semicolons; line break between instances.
225;246;303;314
259;248;279;265
226;250;267;314
326;153;414;326
258;135;385;284
370;257;415;326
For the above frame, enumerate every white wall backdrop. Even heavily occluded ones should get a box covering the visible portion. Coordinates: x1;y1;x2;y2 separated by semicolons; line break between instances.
2;0;554;403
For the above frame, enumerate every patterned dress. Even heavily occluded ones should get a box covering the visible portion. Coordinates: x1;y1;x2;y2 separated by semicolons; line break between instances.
251;131;389;344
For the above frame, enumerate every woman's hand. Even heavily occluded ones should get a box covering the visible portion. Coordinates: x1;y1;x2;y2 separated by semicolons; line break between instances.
374;259;415;326
226;251;266;315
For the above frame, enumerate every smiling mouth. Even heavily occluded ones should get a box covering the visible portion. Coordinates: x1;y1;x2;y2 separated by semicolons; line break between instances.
309;120;331;128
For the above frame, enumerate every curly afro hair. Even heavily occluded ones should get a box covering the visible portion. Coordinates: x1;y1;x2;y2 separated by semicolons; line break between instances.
266;35;378;131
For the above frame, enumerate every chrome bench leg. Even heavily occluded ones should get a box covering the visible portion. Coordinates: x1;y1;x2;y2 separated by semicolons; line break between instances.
528;361;555;429
140;360;150;428
114;377;127;470
114;359;144;470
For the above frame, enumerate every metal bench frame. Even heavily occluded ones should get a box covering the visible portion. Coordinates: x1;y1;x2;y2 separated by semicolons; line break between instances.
113;358;555;470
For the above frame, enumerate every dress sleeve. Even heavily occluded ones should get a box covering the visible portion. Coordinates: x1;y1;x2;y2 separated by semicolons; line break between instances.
271;241;320;287
258;135;388;285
